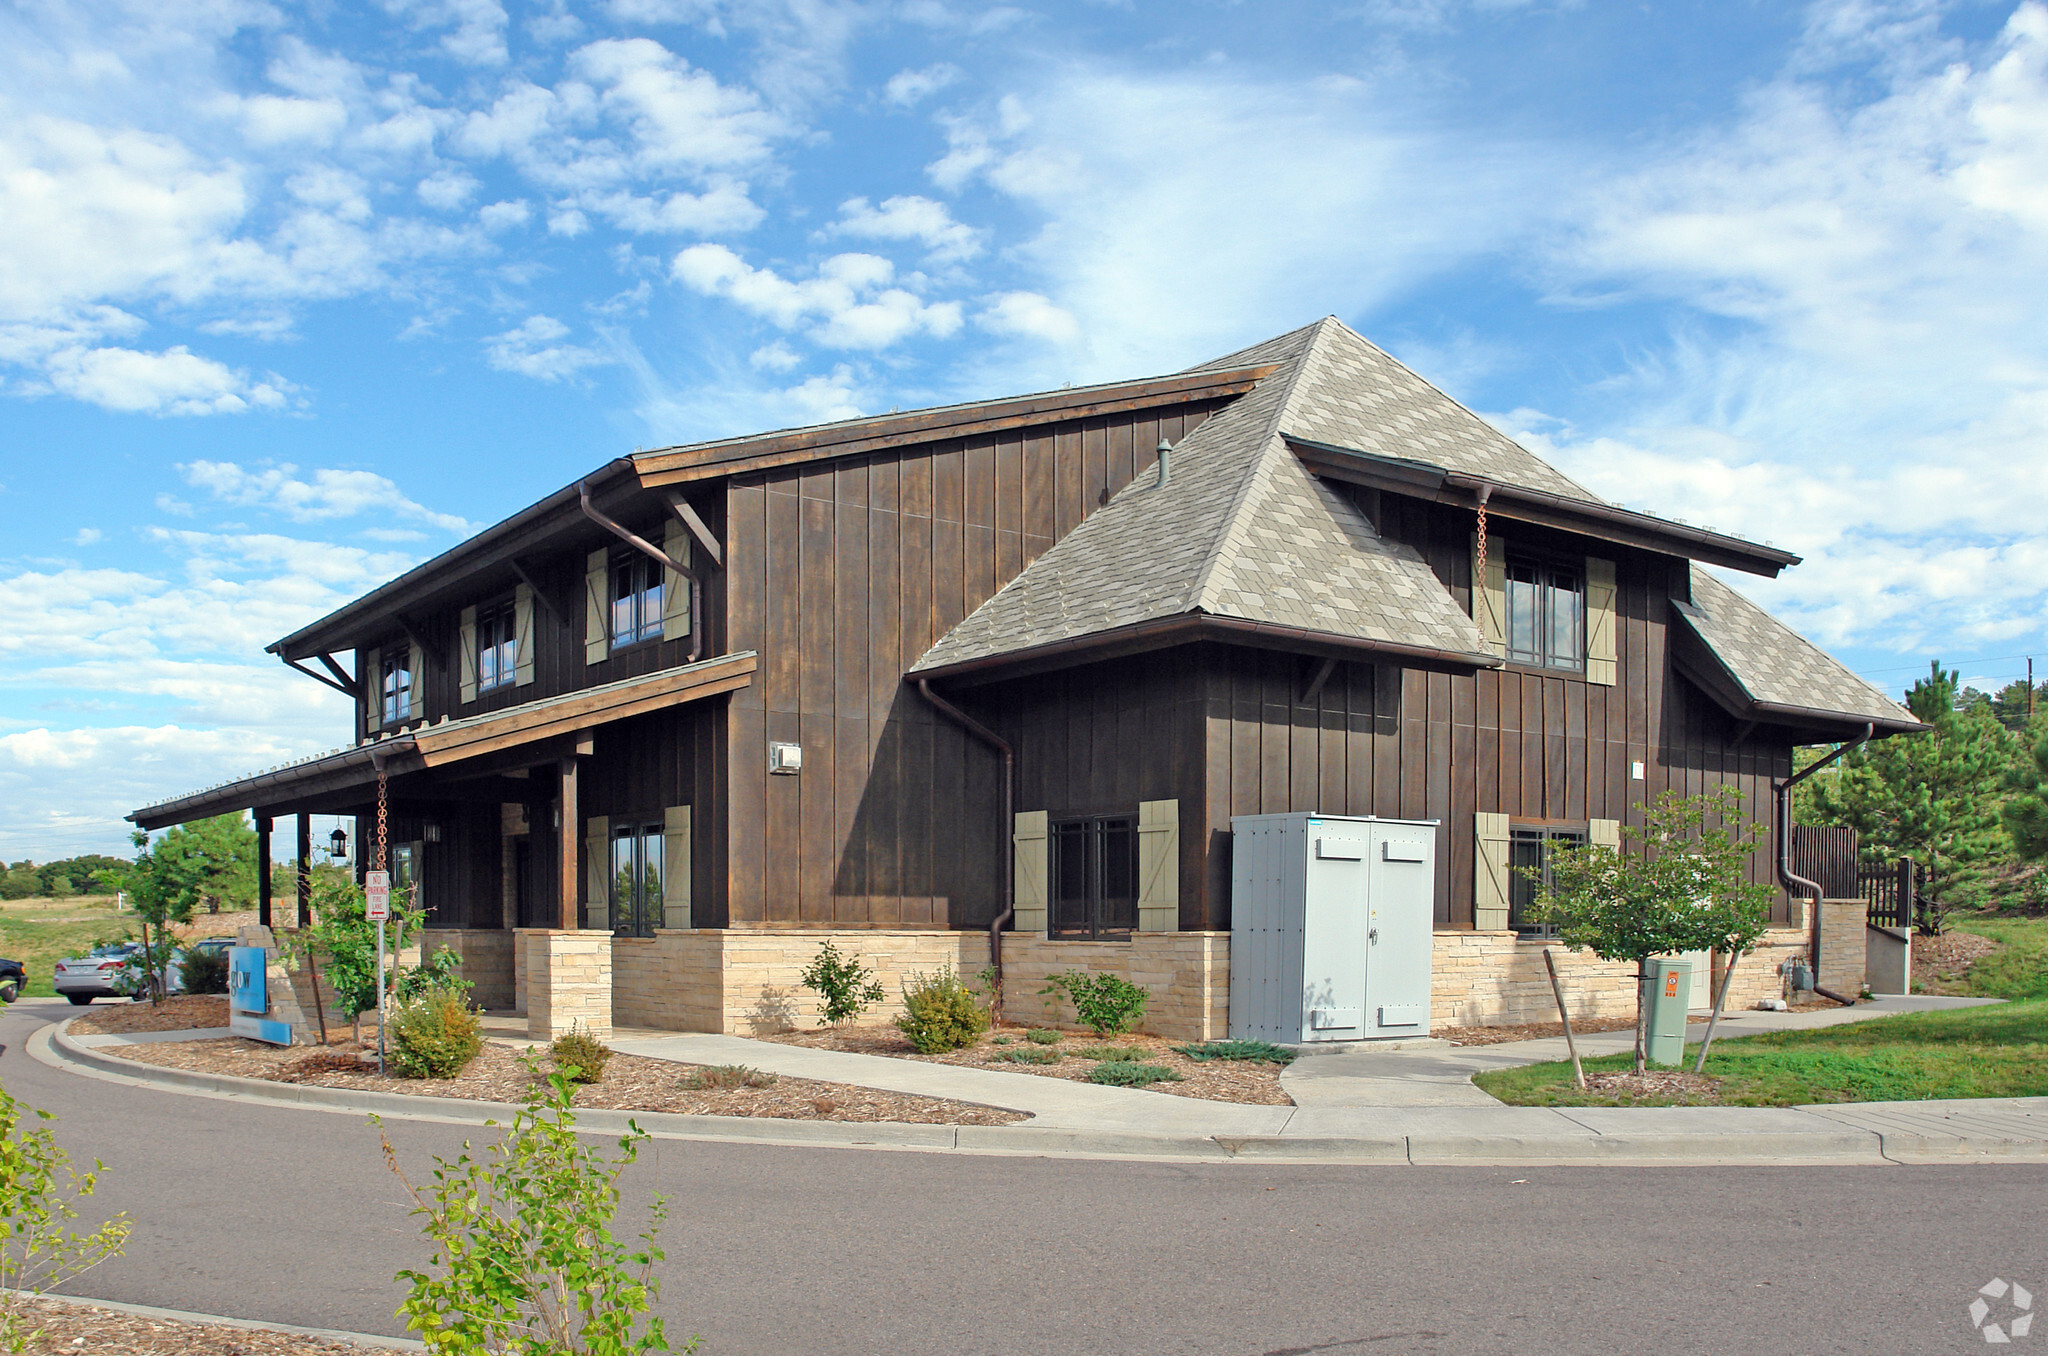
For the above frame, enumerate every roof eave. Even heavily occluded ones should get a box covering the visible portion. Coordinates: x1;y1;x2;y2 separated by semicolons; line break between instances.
911;611;1502;688
1288;436;1801;577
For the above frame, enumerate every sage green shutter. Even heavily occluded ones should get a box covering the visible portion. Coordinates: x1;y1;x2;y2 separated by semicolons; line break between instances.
1012;810;1048;936
1472;533;1506;655
458;607;478;704
407;640;424;720
363;646;382;727
584;548;610;665
513;583;537;687
1475;812;1511;931
661;520;692;642
1589;818;1621;852
662;805;692;930
1136;799;1179;932
1585;557;1616;686
585;816;610;932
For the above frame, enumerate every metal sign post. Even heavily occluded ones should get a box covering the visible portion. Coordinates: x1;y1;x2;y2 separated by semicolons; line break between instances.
370;764;391;1076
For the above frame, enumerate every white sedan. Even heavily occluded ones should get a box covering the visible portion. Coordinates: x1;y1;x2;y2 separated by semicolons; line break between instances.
53;944;187;1004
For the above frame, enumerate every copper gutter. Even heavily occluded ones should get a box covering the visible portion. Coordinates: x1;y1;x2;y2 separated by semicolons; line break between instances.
916;678;1014;1023
1775;722;1874;1005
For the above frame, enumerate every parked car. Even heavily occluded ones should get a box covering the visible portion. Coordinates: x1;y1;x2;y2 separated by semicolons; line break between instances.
53;943;144;1004
118;949;189;1001
0;956;24;1003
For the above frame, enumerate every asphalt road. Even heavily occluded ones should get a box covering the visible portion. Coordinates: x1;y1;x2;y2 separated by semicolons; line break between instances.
5;996;2045;1356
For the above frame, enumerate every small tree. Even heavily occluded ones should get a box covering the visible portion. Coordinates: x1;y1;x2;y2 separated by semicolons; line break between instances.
0;1085;132;1352
287;872;462;1042
797;940;885;1026
1532;788;1774;1072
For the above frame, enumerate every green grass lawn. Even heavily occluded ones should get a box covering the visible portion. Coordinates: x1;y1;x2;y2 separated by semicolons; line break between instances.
1474;998;2048;1107
1923;913;2048;1002
0;897;132;997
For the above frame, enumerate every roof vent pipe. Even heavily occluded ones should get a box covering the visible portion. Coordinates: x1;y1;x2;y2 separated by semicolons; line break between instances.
1155;438;1173;488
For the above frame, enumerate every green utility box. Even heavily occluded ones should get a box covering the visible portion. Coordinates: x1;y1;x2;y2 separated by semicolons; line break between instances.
1644;958;1694;1067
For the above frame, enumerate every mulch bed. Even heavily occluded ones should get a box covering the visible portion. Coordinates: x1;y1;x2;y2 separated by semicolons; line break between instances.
1914;929;2001;992
765;1025;1293;1105
96;1036;1025;1126
1581;1069;1724;1105
70;995;230;1035
6;1297;379;1355
1432;1014;1713;1046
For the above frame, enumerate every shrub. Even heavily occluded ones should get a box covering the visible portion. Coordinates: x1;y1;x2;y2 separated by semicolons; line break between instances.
1025;1028;1062;1045
895;966;990;1053
798;940;886;1026
1173;1040;1297;1064
1039;971;1148;1037
1;1086;132;1353
177;946;229;995
1088;1061;1183;1088
1075;1044;1149;1062
380;1068;689;1355
551;1026;612;1084
387;984;482;1080
683;1064;774;1090
991;1046;1060;1065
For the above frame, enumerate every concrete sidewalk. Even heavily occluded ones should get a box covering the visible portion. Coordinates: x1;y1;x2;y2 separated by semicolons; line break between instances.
39;997;2048;1166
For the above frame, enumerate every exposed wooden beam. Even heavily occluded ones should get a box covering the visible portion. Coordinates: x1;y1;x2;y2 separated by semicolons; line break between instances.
508;556;566;623
557;756;579;931
287;656;356;698
665;492;723;568
317;652;356;691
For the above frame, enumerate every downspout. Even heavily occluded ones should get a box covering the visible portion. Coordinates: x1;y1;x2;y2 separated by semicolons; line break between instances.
1775;721;1874;1006
916;678;1014;1024
578;480;704;662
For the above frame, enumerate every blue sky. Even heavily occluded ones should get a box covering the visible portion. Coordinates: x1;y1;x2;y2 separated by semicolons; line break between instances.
3;0;2046;859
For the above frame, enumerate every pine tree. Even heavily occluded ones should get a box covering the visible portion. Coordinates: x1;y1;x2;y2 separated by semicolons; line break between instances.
1806;661;2017;920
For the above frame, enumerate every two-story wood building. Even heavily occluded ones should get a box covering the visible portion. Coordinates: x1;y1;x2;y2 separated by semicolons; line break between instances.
130;318;1918;1040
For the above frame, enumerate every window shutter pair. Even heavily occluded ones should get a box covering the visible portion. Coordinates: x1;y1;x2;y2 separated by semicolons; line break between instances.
662;806;692;929
1136;799;1179;933
1474;812;1511;931
661;521;692;642
513;584;536;687
584;815;610;932
458;607;479;703
1012;811;1048;937
1469;530;1617;687
584;549;609;665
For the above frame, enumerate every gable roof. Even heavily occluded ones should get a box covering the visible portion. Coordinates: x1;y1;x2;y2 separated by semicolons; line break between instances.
912;318;1498;680
1674;567;1922;734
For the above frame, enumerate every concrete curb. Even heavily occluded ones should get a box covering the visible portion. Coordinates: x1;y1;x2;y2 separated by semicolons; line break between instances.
9;1287;423;1350
32;1019;2048;1167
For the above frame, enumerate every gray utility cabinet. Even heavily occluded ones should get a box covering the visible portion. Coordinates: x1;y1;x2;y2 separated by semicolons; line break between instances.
1229;813;1438;1045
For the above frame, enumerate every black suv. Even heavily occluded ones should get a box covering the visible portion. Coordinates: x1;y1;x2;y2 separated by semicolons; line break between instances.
0;957;23;1004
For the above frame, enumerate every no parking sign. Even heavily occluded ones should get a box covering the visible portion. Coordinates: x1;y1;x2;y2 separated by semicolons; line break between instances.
365;870;390;921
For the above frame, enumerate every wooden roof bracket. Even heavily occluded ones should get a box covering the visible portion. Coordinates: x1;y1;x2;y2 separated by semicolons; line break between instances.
665;491;723;569
285;653;358;698
578;480;704;662
508;556;566;624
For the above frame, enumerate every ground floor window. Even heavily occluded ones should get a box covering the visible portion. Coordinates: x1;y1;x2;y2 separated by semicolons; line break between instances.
1509;826;1585;936
1051;814;1136;940
610;821;664;937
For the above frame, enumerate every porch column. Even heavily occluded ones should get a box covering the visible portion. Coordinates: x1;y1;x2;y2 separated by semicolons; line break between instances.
256;815;272;928
296;815;312;927
557;756;579;930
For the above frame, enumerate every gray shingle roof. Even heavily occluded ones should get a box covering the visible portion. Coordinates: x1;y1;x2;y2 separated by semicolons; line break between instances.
912;317;1492;673
1679;566;1918;728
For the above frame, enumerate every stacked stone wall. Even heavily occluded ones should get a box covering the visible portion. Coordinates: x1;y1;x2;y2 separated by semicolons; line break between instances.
1430;928;1809;1028
421;928;516;1011
520;929;612;1041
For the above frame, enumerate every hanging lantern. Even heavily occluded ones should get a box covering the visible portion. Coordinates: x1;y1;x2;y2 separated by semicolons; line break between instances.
328;825;349;860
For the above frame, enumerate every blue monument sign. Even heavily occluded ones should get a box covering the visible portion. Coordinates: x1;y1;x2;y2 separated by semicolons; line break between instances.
229;945;293;1046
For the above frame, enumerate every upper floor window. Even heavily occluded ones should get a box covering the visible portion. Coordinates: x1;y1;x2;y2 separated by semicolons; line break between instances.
476;599;517;693
379;649;413;726
611;552;663;650
1051;814;1137;940
1509;826;1585;935
1505;557;1584;672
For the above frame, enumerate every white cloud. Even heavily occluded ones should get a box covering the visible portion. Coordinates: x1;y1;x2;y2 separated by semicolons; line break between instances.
478;198;531;231
176;461;475;533
884;63;961;107
417;170;480;210
379;0;510;66
977;290;1078;345
70;528;103;546
750;340;800;371
238;94;350;147
40;344;294;415
672;244;964;348
828;194;981;264
483;313;611;381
